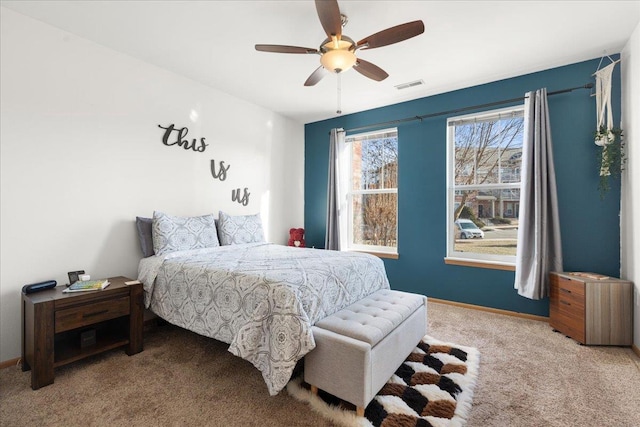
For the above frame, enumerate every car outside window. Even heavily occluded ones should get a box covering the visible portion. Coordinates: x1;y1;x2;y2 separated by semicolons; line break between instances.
446;106;524;265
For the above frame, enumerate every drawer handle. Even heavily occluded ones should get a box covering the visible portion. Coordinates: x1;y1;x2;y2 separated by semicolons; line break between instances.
560;288;572;294
83;309;109;318
560;300;571;306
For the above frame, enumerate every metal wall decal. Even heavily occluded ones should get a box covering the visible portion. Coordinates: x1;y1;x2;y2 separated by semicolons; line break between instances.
157;124;252;206
158;124;208;152
210;160;230;181
232;188;251;206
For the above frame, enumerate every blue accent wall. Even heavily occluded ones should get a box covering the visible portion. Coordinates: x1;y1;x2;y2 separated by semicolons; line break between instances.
304;58;621;316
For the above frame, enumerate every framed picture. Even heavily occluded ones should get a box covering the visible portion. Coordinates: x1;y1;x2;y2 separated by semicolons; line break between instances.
67;270;85;286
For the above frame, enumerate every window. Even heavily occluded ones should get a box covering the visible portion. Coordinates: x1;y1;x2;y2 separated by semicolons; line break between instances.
345;128;398;255
446;106;524;266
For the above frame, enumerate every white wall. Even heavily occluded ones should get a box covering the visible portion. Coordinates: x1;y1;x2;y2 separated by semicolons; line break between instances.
0;8;304;362
621;21;640;350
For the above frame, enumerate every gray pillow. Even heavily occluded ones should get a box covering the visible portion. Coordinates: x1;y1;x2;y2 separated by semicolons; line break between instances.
217;211;265;245
152;211;220;255
135;216;154;258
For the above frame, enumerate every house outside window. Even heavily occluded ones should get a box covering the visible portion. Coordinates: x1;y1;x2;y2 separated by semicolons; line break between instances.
345;128;398;255
446;106;524;265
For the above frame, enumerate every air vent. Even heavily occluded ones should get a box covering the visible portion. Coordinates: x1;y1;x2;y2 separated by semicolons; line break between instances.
395;79;424;90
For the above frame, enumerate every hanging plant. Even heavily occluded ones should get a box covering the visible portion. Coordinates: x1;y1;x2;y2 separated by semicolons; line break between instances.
595;125;625;198
591;57;623;199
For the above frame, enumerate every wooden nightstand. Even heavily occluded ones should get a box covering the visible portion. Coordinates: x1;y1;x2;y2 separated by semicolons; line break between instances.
549;272;633;345
21;276;143;389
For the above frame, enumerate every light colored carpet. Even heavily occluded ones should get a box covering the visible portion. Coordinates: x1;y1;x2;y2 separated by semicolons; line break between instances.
1;301;639;426
429;302;640;427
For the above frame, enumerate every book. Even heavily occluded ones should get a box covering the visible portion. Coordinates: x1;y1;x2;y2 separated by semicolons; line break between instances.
63;279;110;293
568;272;610;280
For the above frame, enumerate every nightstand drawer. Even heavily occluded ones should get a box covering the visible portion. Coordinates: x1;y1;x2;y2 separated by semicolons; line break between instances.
55;296;130;333
551;276;585;315
555;276;585;298
551;311;586;343
555;292;585;316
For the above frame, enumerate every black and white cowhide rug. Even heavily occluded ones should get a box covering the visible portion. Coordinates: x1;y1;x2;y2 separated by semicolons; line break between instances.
287;335;480;427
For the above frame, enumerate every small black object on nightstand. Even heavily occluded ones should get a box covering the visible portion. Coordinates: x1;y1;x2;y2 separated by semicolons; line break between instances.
22;280;57;294
67;270;85;286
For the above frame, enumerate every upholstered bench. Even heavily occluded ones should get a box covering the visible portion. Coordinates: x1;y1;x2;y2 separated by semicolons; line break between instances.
304;289;427;416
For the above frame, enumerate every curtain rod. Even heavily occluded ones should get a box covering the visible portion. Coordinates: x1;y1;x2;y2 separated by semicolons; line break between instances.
337;83;594;135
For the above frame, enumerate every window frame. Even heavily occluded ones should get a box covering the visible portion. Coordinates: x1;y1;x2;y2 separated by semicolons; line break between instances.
445;105;524;267
345;127;399;256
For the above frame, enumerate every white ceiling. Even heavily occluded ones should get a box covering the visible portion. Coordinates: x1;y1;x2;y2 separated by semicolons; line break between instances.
2;1;639;124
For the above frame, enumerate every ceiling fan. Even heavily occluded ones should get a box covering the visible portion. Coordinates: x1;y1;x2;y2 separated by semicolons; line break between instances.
255;0;425;87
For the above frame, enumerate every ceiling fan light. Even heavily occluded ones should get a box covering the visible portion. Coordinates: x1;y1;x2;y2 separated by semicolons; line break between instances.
322;38;353;51
321;49;357;73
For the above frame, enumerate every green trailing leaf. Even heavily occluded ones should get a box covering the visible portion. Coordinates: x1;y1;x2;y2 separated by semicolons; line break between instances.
595;126;626;199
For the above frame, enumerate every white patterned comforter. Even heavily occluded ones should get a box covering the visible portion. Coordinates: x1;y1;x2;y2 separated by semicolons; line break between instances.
138;243;390;395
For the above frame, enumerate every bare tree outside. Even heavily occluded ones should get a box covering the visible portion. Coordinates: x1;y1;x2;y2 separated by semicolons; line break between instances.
451;110;524;257
349;131;398;249
454;117;524;219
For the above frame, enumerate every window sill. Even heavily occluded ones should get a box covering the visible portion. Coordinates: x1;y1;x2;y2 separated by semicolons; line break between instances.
444;257;515;271
351;250;399;260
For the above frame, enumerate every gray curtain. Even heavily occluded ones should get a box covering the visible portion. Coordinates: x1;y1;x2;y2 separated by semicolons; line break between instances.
514;88;563;299
325;128;343;250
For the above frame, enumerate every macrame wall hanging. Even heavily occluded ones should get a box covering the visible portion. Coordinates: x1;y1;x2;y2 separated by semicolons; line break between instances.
593;57;618;147
592;56;624;197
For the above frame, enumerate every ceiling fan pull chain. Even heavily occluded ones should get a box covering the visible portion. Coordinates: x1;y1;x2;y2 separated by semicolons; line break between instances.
337;73;342;115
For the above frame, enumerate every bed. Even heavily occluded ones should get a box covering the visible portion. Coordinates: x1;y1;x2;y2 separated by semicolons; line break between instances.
136;211;391;395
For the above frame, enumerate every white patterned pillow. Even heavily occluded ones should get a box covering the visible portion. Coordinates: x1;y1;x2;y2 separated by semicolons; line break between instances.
217;211;265;245
152;211;220;255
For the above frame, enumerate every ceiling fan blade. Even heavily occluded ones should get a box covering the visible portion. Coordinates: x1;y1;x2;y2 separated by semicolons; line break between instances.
315;0;342;39
304;66;329;86
353;58;389;82
255;44;318;54
357;20;425;50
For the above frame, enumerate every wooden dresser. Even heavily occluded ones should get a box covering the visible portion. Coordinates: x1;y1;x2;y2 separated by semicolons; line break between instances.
549;272;633;345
